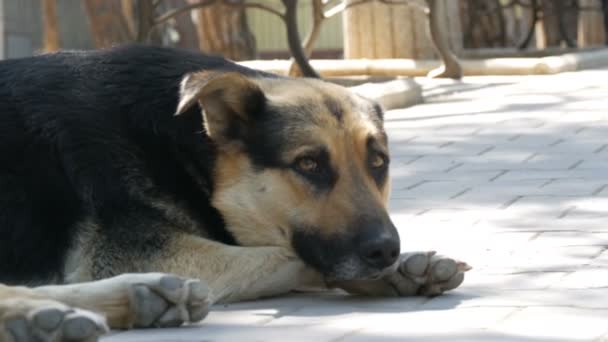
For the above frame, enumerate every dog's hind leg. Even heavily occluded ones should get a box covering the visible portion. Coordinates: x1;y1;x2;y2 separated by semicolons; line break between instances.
0;272;210;341
0;284;107;342
34;273;211;330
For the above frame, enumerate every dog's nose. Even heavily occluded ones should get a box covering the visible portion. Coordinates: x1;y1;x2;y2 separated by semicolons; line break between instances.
358;233;400;269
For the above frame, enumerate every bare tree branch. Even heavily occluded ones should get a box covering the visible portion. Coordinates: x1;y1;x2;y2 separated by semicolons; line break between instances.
288;0;325;76
282;0;320;77
154;0;284;26
154;0;216;25
324;0;423;19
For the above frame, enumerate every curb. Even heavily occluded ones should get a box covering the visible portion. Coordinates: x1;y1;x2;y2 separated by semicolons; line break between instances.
348;78;422;110
239;48;608;77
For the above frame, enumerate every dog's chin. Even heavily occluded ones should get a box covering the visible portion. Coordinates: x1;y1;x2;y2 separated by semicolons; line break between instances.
324;257;399;282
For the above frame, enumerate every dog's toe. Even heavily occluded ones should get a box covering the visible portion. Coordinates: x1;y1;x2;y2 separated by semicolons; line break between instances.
128;274;210;328
62;310;107;341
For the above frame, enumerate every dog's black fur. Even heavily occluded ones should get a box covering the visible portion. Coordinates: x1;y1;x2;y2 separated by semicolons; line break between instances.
0;45;274;285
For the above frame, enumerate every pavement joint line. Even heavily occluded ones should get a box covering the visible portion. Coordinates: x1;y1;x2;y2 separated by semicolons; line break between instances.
504;230;597;235
444;162;464;173
403;155;424;165
568;159;584;170
525;194;580;198
329;328;367;342
483;270;569;276
539;178;556;188
477;146;495;156
594;144;608;154
592;184;608;196
507;134;522;141
415;209;431;216
548;138;565;147
471;127;484;135
499;195;524;209
545;270;574;290
533;121;547;128
557;205;577;219
438;141;455;148
489;170;509;182
402;135;419;143
528;232;542;242
522;152;539;163
449;187;472;200
494;307;526;325
590;247;608;263
405;180;429;190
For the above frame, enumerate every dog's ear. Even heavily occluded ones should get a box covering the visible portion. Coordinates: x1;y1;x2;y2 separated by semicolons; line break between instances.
176;71;266;143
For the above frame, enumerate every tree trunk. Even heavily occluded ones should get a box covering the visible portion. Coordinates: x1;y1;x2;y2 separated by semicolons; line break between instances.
461;0;505;48
537;0;577;48
191;0;256;60
578;0;606;47
84;0;133;48
42;0;60;52
343;0;438;59
159;0;200;49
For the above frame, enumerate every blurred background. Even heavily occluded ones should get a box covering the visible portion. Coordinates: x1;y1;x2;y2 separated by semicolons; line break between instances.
0;0;606;76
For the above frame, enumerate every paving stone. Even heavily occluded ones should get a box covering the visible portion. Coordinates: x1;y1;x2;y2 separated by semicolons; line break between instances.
103;69;608;342
340;307;517;341
553;266;608;289
465;272;567;290
530;231;608;247
494;169;605;182
421;288;608;310
493;307;608;341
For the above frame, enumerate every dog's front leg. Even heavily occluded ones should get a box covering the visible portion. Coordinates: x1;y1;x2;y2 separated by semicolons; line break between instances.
154;234;323;304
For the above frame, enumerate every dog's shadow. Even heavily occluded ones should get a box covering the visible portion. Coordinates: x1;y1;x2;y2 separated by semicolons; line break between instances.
212;289;477;319
102;291;478;340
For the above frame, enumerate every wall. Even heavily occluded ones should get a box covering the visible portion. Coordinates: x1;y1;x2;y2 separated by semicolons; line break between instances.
0;0;92;59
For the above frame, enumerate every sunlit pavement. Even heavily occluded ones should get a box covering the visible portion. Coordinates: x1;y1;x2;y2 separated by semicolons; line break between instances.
104;69;608;341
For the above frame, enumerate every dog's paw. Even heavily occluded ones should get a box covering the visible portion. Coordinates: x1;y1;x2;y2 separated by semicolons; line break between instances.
394;251;471;296
124;273;210;328
1;301;108;342
336;252;471;297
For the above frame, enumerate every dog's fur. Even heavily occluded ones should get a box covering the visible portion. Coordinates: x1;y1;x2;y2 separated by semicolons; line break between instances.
0;45;468;341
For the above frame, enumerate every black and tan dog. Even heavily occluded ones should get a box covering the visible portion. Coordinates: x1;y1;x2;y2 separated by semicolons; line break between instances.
0;45;469;341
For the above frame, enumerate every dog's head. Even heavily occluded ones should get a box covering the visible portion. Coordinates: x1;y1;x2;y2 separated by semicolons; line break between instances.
176;71;399;281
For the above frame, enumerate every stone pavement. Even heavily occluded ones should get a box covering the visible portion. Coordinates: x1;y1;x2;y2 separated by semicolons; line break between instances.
104;69;608;341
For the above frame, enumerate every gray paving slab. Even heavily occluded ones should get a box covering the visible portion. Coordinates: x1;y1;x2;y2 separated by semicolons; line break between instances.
104;69;608;341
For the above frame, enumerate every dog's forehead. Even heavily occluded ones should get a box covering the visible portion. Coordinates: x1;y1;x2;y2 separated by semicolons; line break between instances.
258;77;383;133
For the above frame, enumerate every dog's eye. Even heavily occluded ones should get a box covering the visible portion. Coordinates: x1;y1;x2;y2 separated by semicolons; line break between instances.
370;153;387;169
296;157;320;173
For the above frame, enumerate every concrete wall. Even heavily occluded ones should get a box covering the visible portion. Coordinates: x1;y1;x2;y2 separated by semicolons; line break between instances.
0;0;344;59
247;0;343;56
0;0;92;59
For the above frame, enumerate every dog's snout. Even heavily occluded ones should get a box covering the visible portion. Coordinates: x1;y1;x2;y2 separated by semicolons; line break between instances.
358;234;400;269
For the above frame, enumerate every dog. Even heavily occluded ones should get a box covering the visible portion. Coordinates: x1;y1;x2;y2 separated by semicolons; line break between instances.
0;45;470;341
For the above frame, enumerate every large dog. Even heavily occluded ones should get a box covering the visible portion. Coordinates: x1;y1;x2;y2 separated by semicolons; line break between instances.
0;45;469;341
